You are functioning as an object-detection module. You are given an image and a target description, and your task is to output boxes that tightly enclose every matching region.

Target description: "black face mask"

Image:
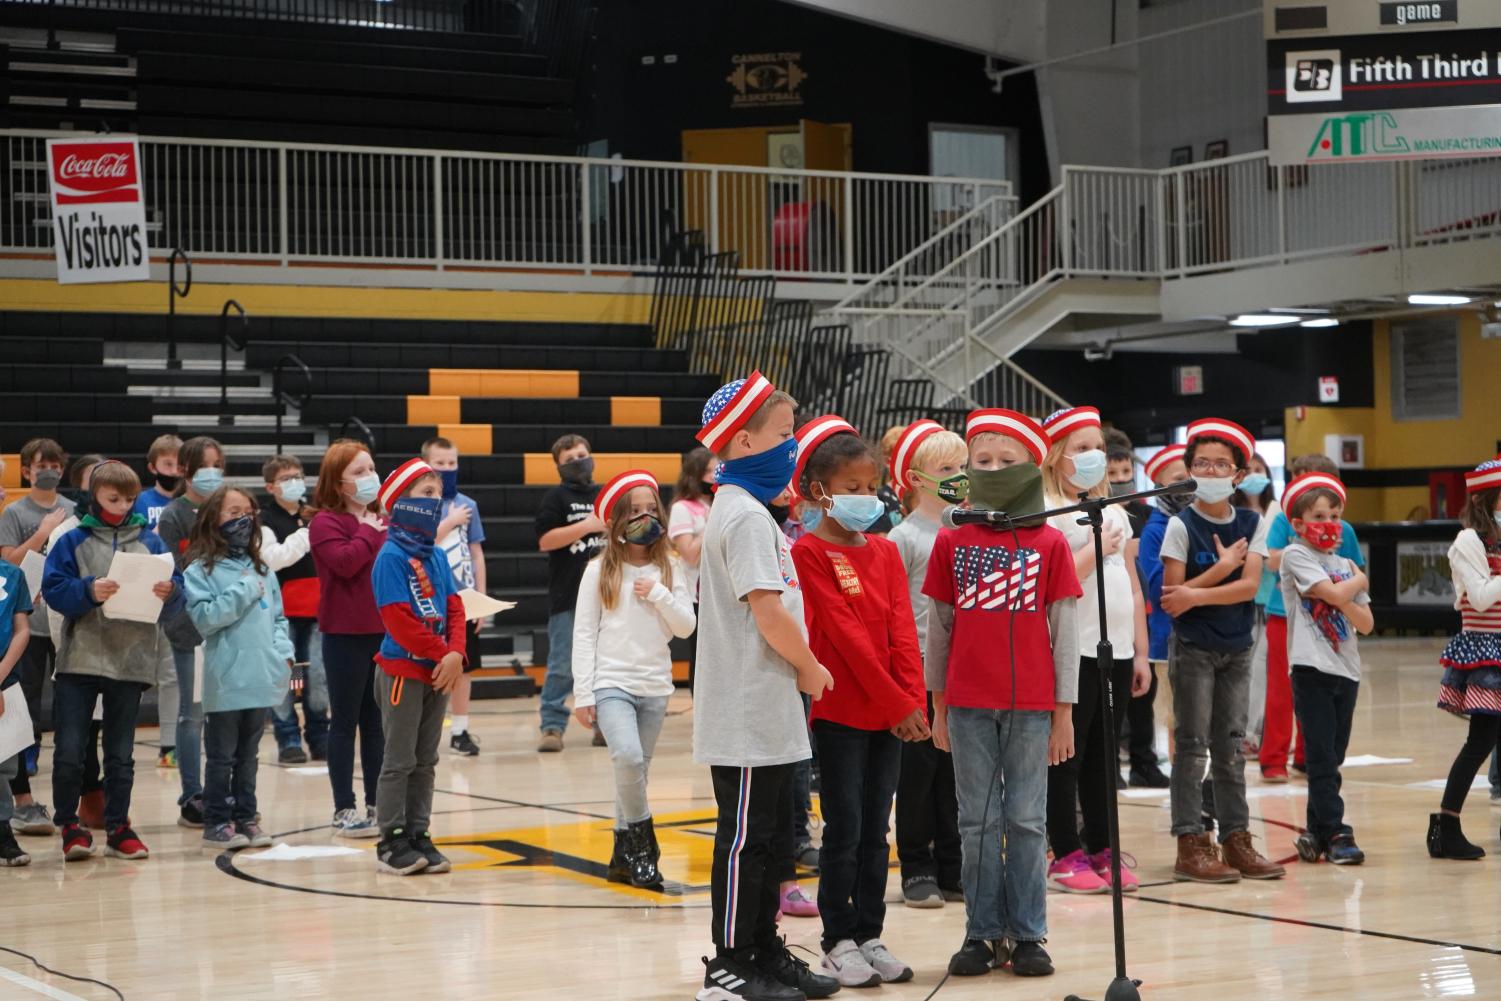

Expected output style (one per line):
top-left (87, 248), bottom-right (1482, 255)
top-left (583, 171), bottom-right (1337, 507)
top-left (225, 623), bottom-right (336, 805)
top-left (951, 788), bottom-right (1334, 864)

top-left (156, 473), bottom-right (181, 492)
top-left (59, 486), bottom-right (88, 507)
top-left (1158, 490), bottom-right (1192, 516)
top-left (559, 456), bottom-right (595, 487)
top-left (767, 502), bottom-right (791, 526)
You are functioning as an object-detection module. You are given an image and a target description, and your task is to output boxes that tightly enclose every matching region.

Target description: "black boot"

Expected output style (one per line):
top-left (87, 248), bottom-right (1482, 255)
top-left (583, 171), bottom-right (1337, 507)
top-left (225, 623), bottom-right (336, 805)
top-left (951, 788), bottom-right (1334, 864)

top-left (625, 818), bottom-right (662, 889)
top-left (606, 829), bottom-right (631, 883)
top-left (1427, 812), bottom-right (1486, 860)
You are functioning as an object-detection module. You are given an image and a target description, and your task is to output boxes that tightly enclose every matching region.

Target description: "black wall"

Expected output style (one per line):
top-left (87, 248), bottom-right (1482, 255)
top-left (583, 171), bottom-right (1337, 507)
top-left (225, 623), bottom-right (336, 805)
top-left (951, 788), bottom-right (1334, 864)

top-left (584, 0), bottom-right (1051, 202)
top-left (1013, 322), bottom-right (1376, 446)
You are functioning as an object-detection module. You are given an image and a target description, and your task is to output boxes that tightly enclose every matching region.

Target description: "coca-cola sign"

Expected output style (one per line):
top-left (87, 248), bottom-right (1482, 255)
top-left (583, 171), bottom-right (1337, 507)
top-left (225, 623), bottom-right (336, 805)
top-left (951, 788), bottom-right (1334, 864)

top-left (46, 136), bottom-right (149, 284)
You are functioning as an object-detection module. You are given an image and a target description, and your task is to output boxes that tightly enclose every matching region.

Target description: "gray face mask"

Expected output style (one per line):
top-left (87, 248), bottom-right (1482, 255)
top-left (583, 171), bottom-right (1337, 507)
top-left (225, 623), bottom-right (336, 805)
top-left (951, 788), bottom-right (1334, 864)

top-left (1109, 480), bottom-right (1135, 498)
top-left (32, 468), bottom-right (62, 491)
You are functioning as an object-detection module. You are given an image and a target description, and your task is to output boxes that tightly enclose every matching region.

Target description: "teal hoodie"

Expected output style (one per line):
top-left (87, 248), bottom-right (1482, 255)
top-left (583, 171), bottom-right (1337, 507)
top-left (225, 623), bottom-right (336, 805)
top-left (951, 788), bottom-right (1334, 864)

top-left (184, 553), bottom-right (294, 713)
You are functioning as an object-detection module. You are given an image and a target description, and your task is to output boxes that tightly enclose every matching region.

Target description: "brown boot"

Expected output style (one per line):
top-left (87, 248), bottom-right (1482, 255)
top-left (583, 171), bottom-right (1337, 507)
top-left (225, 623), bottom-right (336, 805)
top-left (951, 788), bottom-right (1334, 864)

top-left (1222, 831), bottom-right (1286, 879)
top-left (78, 790), bottom-right (106, 830)
top-left (1174, 832), bottom-right (1241, 883)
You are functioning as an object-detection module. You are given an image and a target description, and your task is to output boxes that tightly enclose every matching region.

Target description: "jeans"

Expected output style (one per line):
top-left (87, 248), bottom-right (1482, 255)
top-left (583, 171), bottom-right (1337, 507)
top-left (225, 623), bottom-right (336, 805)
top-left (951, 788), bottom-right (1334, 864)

top-left (947, 706), bottom-right (1050, 944)
top-left (1169, 636), bottom-right (1252, 840)
top-left (812, 720), bottom-right (901, 952)
top-left (539, 610), bottom-right (575, 734)
top-left (1259, 615), bottom-right (1305, 772)
top-left (1290, 667), bottom-right (1358, 841)
top-left (8, 636), bottom-right (51, 798)
top-left (374, 671), bottom-right (447, 836)
top-left (155, 642), bottom-right (178, 749)
top-left (594, 688), bottom-right (670, 827)
top-left (0, 753), bottom-right (15, 824)
top-left (711, 763), bottom-right (793, 954)
top-left (1442, 714), bottom-right (1501, 813)
top-left (203, 708), bottom-right (267, 826)
top-left (51, 674), bottom-right (145, 830)
top-left (172, 645), bottom-right (205, 806)
top-left (271, 618), bottom-right (329, 752)
top-left (1048, 657), bottom-right (1132, 857)
top-left (1247, 607), bottom-right (1268, 742)
top-left (323, 632), bottom-right (385, 813)
top-left (896, 694), bottom-right (961, 886)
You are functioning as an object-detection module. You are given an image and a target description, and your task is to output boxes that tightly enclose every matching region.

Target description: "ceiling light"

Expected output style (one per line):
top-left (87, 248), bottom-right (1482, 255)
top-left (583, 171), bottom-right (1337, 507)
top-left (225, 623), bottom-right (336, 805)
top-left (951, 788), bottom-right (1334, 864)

top-left (1408, 293), bottom-right (1471, 306)
top-left (1230, 314), bottom-right (1299, 327)
top-left (1300, 318), bottom-right (1340, 328)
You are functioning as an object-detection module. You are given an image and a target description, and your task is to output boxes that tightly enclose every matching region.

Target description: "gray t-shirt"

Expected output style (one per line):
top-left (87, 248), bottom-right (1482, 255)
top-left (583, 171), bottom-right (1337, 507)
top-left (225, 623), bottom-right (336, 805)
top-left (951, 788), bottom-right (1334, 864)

top-left (691, 484), bottom-right (811, 768)
top-left (888, 509), bottom-right (940, 650)
top-left (1280, 541), bottom-right (1368, 682)
top-left (0, 495), bottom-right (76, 638)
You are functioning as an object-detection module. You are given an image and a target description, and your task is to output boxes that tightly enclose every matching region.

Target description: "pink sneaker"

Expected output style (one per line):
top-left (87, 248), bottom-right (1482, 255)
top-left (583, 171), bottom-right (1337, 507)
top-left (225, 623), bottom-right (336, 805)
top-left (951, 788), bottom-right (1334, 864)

top-left (1088, 849), bottom-right (1140, 892)
top-left (780, 883), bottom-right (819, 917)
top-left (1047, 850), bottom-right (1109, 894)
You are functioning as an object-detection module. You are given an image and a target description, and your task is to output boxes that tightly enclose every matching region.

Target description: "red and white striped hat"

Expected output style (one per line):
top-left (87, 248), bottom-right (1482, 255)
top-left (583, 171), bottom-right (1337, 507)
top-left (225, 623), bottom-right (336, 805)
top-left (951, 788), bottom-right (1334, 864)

top-left (1465, 458), bottom-right (1501, 494)
top-left (696, 371), bottom-right (777, 452)
top-left (378, 458), bottom-right (434, 513)
top-left (889, 419), bottom-right (944, 488)
top-left (595, 469), bottom-right (660, 522)
top-left (1144, 444), bottom-right (1187, 484)
top-left (794, 414), bottom-right (858, 488)
top-left (1282, 473), bottom-right (1346, 514)
top-left (1041, 406), bottom-right (1101, 442)
top-left (1186, 418), bottom-right (1256, 465)
top-left (964, 409), bottom-right (1050, 465)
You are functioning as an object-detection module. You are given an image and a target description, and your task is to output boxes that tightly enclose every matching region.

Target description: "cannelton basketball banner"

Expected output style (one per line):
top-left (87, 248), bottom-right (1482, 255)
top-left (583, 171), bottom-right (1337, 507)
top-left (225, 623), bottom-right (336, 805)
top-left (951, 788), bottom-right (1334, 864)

top-left (45, 136), bottom-right (150, 284)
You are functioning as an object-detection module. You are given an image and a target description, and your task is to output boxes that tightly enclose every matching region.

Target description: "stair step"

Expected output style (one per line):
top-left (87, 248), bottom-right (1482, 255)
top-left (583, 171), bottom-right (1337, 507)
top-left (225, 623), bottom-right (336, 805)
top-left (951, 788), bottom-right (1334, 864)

top-left (149, 397), bottom-right (282, 416)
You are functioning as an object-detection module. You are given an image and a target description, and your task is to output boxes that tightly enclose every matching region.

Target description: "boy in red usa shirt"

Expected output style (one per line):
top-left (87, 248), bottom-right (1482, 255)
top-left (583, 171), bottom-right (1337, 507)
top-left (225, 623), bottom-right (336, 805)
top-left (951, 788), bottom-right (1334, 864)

top-left (922, 409), bottom-right (1081, 982)
top-left (788, 416), bottom-right (927, 989)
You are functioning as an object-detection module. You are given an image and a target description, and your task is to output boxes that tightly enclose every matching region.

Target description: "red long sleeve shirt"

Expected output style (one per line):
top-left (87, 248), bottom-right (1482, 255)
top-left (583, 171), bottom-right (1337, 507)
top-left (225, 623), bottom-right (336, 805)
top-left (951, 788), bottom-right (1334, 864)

top-left (791, 533), bottom-right (925, 731)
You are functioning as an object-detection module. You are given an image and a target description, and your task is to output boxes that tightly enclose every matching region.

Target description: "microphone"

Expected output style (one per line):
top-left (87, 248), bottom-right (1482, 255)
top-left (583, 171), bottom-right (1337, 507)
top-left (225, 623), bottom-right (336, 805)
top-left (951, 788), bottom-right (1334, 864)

top-left (942, 506), bottom-right (1015, 528)
top-left (1169, 478), bottom-right (1198, 495)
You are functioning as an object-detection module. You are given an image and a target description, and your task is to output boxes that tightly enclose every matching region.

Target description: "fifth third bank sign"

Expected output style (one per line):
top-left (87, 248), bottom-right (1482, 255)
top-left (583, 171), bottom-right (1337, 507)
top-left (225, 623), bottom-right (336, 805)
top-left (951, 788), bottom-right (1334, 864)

top-left (46, 137), bottom-right (150, 284)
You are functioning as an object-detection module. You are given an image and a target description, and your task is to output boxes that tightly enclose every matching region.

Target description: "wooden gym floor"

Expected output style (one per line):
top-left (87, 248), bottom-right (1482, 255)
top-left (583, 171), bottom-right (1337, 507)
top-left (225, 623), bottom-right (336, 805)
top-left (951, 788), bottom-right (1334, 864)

top-left (2, 636), bottom-right (1498, 1001)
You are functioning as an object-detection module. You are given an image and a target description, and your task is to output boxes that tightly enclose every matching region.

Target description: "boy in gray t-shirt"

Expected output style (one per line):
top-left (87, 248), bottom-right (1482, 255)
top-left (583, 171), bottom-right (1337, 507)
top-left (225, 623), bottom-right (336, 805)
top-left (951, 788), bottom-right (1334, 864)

top-left (690, 373), bottom-right (835, 1001)
top-left (1278, 473), bottom-right (1373, 866)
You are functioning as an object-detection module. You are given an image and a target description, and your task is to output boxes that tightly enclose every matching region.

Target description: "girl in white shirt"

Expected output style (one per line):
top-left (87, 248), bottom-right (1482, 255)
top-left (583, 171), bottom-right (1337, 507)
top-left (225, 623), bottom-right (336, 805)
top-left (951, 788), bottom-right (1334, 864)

top-left (572, 470), bottom-right (696, 889)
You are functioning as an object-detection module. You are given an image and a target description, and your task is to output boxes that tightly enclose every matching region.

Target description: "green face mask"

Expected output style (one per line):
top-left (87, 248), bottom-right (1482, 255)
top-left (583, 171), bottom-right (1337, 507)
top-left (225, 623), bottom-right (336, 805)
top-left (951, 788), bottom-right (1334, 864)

top-left (913, 469), bottom-right (970, 504)
top-left (966, 464), bottom-right (1045, 523)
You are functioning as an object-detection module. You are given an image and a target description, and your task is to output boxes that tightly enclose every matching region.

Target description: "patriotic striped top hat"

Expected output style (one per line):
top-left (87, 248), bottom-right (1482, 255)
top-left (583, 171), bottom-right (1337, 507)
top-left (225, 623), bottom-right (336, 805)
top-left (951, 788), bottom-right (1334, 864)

top-left (1282, 473), bottom-right (1347, 514)
top-left (794, 414), bottom-right (858, 488)
top-left (378, 458), bottom-right (434, 513)
top-left (1041, 406), bottom-right (1101, 442)
top-left (595, 469), bottom-right (660, 522)
top-left (1466, 458), bottom-right (1501, 494)
top-left (1186, 418), bottom-right (1256, 465)
top-left (697, 370), bottom-right (777, 452)
top-left (964, 408), bottom-right (1050, 465)
top-left (889, 419), bottom-right (944, 488)
top-left (1144, 444), bottom-right (1186, 484)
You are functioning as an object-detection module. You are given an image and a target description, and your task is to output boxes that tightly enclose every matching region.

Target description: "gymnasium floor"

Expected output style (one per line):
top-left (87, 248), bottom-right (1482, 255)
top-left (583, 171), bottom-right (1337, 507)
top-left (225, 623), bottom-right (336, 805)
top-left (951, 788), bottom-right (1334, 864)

top-left (3, 636), bottom-right (1498, 1001)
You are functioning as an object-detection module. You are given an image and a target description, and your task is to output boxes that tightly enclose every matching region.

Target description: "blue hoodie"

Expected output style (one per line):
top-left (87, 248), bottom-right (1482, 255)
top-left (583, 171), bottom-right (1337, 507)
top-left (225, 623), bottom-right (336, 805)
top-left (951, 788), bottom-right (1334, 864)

top-left (185, 553), bottom-right (294, 713)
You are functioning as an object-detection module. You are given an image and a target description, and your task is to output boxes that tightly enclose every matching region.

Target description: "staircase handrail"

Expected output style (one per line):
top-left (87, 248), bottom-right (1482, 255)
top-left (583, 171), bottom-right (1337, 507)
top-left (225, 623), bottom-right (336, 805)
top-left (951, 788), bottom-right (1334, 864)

top-left (271, 353), bottom-right (312, 457)
top-left (217, 298), bottom-right (247, 425)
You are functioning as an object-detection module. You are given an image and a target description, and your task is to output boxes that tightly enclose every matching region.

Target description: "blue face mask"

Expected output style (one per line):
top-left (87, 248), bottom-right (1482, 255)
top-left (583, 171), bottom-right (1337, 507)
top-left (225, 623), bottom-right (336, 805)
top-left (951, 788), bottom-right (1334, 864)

top-left (715, 439), bottom-right (798, 505)
top-left (221, 515), bottom-right (255, 554)
top-left (1067, 449), bottom-right (1108, 490)
top-left (191, 468), bottom-right (224, 495)
top-left (387, 496), bottom-right (442, 556)
top-left (278, 478), bottom-right (306, 504)
top-left (800, 505), bottom-right (823, 532)
top-left (351, 472), bottom-right (381, 506)
top-left (1239, 473), bottom-right (1271, 497)
top-left (825, 494), bottom-right (886, 533)
top-left (438, 468), bottom-right (459, 501)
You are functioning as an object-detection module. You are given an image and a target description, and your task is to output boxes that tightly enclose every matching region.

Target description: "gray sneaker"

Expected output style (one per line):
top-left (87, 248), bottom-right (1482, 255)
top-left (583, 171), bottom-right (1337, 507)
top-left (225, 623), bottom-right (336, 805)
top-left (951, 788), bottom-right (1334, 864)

top-left (10, 802), bottom-right (55, 836)
top-left (820, 939), bottom-right (881, 988)
top-left (333, 808), bottom-right (380, 839)
top-left (902, 874), bottom-right (944, 908)
top-left (859, 939), bottom-right (914, 983)
top-left (236, 821), bottom-right (273, 848)
top-left (202, 822), bottom-right (250, 851)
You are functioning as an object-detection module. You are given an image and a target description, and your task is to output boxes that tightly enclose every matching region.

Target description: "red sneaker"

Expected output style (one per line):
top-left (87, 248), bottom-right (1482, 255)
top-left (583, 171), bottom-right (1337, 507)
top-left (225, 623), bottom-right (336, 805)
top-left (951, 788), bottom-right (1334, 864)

top-left (105, 826), bottom-right (150, 860)
top-left (61, 824), bottom-right (95, 862)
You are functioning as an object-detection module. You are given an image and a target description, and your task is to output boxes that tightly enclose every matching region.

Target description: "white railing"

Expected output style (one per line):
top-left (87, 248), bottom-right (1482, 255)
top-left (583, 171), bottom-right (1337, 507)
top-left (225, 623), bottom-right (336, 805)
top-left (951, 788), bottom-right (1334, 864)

top-left (0, 129), bottom-right (1009, 282)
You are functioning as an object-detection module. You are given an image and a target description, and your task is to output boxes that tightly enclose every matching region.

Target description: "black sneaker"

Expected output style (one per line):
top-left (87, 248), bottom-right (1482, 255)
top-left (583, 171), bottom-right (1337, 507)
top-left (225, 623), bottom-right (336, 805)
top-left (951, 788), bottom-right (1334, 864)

top-left (697, 952), bottom-right (804, 1001)
top-left (1129, 762), bottom-right (1171, 788)
top-left (279, 744), bottom-right (309, 765)
top-left (309, 742), bottom-right (328, 762)
top-left (901, 874), bottom-right (944, 908)
top-left (376, 829), bottom-right (429, 876)
top-left (0, 827), bottom-right (31, 867)
top-left (177, 796), bottom-right (205, 829)
top-left (412, 832), bottom-right (451, 873)
top-left (757, 938), bottom-right (840, 999)
top-left (1326, 833), bottom-right (1365, 865)
top-left (1294, 831), bottom-right (1324, 863)
top-left (449, 731), bottom-right (480, 757)
top-left (1010, 940), bottom-right (1054, 977)
top-left (948, 938), bottom-right (997, 976)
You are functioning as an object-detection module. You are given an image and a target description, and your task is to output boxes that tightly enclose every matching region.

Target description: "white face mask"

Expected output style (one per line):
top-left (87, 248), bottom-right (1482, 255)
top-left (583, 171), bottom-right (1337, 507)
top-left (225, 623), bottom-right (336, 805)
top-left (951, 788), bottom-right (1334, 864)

top-left (1194, 476), bottom-right (1236, 503)
top-left (1067, 449), bottom-right (1108, 490)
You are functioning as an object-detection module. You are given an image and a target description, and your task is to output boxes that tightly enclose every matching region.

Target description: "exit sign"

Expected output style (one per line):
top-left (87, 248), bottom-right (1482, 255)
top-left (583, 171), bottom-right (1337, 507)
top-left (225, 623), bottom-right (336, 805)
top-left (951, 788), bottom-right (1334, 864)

top-left (1175, 365), bottom-right (1204, 396)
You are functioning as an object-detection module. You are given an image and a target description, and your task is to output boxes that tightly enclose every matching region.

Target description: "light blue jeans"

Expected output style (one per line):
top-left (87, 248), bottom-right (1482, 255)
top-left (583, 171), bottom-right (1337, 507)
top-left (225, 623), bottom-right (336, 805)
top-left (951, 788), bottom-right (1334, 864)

top-left (539, 610), bottom-right (575, 734)
top-left (172, 645), bottom-right (204, 805)
top-left (594, 687), bottom-right (670, 827)
top-left (947, 706), bottom-right (1051, 944)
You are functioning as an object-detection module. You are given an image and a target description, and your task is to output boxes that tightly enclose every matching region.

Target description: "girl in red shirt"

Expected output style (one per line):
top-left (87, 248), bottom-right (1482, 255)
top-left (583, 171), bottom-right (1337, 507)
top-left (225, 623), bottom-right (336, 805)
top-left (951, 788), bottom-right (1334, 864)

top-left (788, 416), bottom-right (928, 989)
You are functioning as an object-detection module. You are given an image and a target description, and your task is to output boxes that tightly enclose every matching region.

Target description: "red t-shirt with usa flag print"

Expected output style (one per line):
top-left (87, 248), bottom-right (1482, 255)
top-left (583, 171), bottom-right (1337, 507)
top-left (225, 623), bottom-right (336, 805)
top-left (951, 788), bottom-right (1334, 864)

top-left (921, 523), bottom-right (1081, 711)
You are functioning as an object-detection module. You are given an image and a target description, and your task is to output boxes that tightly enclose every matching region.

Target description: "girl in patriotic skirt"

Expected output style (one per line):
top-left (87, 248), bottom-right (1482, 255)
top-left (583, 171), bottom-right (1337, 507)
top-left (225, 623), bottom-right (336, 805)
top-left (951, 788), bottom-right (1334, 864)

top-left (1429, 458), bottom-right (1501, 860)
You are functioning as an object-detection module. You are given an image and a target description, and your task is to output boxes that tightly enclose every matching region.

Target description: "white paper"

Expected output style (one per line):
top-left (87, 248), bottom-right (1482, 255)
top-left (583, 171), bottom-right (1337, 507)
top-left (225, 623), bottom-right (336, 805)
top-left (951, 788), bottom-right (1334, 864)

top-left (1119, 787), bottom-right (1170, 799)
top-left (1342, 755), bottom-right (1413, 768)
top-left (287, 766), bottom-right (329, 776)
top-left (100, 551), bottom-right (174, 623)
top-left (459, 588), bottom-right (516, 621)
top-left (236, 844), bottom-right (363, 862)
top-left (0, 687), bottom-right (34, 762)
top-left (19, 550), bottom-right (44, 603)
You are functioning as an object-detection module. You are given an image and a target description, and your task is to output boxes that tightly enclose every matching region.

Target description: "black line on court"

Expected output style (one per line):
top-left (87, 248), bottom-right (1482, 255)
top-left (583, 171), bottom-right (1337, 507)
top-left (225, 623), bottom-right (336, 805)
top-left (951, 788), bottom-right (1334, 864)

top-left (0, 943), bottom-right (127, 1000)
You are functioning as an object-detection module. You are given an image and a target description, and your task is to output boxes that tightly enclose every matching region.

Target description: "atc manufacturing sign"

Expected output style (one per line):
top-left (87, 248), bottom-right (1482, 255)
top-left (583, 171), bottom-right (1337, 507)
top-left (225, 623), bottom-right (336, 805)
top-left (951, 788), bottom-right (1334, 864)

top-left (45, 137), bottom-right (149, 284)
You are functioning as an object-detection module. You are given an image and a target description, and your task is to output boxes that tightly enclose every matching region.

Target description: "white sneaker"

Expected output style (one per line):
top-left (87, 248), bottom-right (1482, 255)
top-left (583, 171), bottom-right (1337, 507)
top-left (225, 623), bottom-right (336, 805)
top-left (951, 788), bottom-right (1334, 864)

top-left (859, 939), bottom-right (913, 983)
top-left (820, 939), bottom-right (881, 988)
top-left (333, 808), bottom-right (380, 839)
